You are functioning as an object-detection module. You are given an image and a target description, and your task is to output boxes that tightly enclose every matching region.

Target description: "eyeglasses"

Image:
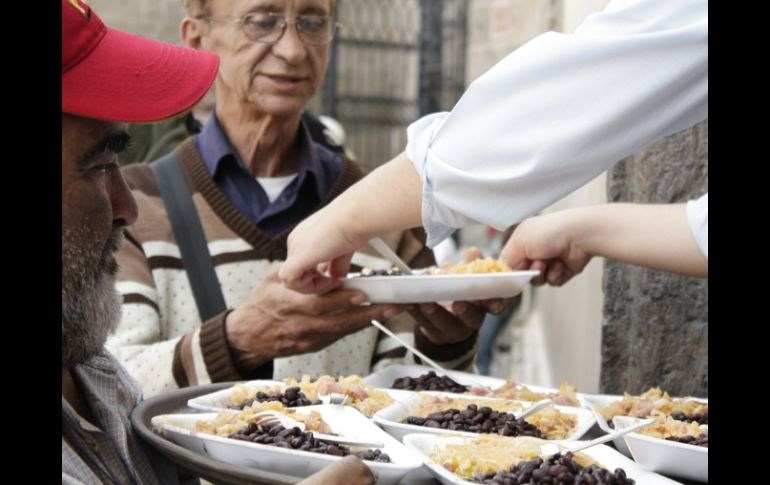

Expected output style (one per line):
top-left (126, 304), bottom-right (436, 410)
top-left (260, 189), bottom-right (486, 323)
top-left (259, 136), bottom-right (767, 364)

top-left (198, 12), bottom-right (339, 46)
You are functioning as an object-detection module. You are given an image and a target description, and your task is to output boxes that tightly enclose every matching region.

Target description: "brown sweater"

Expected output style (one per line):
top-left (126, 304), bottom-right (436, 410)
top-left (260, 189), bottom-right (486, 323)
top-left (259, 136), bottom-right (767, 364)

top-left (107, 138), bottom-right (478, 397)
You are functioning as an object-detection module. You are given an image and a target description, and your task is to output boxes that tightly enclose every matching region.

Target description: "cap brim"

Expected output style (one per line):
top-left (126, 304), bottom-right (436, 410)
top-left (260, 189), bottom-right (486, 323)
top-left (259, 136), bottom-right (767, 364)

top-left (62, 29), bottom-right (218, 123)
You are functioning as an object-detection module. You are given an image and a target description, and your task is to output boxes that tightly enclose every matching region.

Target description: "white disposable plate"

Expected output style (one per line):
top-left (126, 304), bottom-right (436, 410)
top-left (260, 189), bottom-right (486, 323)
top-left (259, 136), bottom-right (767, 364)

top-left (187, 379), bottom-right (284, 412)
top-left (373, 393), bottom-right (594, 441)
top-left (152, 405), bottom-right (422, 485)
top-left (582, 393), bottom-right (708, 457)
top-left (187, 379), bottom-right (411, 413)
top-left (341, 270), bottom-right (539, 304)
top-left (363, 364), bottom-right (505, 390)
top-left (363, 364), bottom-right (587, 406)
top-left (402, 433), bottom-right (682, 485)
top-left (614, 416), bottom-right (707, 482)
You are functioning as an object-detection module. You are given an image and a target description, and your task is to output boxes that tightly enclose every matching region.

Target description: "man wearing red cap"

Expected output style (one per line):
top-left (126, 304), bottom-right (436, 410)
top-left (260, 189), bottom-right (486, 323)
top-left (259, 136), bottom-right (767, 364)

top-left (61, 2), bottom-right (378, 483)
top-left (61, 0), bottom-right (218, 482)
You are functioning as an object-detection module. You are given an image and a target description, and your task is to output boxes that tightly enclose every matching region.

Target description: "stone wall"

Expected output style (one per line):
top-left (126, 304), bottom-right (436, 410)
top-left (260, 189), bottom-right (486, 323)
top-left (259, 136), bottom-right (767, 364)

top-left (601, 121), bottom-right (709, 396)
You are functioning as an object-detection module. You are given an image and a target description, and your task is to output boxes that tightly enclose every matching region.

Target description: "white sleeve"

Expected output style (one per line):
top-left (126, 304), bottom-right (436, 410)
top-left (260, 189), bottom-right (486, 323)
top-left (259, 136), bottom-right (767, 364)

top-left (686, 193), bottom-right (708, 258)
top-left (407, 0), bottom-right (708, 247)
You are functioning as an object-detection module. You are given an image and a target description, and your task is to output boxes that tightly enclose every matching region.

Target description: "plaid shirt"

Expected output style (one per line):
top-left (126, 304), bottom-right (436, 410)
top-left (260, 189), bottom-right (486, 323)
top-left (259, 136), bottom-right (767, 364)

top-left (62, 351), bottom-right (179, 484)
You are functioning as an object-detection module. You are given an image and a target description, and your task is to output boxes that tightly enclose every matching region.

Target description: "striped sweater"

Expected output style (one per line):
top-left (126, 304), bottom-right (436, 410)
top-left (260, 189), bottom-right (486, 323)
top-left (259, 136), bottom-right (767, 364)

top-left (107, 139), bottom-right (478, 397)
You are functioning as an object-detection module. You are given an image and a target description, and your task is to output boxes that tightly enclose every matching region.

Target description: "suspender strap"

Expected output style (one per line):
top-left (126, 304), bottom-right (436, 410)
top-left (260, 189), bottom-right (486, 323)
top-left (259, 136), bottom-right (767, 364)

top-left (150, 152), bottom-right (227, 321)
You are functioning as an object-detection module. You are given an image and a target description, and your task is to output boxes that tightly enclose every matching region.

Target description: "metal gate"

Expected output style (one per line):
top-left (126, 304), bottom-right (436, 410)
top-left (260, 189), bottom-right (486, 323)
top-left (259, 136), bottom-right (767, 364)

top-left (311, 0), bottom-right (468, 169)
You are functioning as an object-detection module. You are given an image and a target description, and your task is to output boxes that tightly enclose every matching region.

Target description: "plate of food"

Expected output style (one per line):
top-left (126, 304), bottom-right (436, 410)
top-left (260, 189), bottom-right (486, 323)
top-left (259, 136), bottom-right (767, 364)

top-left (402, 433), bottom-right (682, 485)
top-left (583, 387), bottom-right (708, 456)
top-left (341, 258), bottom-right (539, 304)
top-left (613, 415), bottom-right (707, 482)
top-left (363, 364), bottom-right (584, 407)
top-left (152, 404), bottom-right (422, 485)
top-left (187, 375), bottom-right (411, 418)
top-left (373, 392), bottom-right (594, 442)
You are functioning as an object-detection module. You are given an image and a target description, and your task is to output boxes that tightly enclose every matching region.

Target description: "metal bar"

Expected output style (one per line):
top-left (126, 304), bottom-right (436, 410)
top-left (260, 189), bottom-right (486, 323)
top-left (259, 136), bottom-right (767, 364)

top-left (336, 38), bottom-right (418, 51)
top-left (320, 0), bottom-right (341, 117)
top-left (419, 0), bottom-right (443, 116)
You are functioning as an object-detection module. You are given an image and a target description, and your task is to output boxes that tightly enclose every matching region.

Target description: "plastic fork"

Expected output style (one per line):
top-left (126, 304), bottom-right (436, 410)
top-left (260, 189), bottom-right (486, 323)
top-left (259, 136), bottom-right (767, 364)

top-left (540, 417), bottom-right (656, 458)
top-left (369, 319), bottom-right (494, 390)
top-left (513, 399), bottom-right (554, 421)
top-left (369, 237), bottom-right (413, 275)
top-left (318, 392), bottom-right (349, 405)
top-left (249, 410), bottom-right (385, 449)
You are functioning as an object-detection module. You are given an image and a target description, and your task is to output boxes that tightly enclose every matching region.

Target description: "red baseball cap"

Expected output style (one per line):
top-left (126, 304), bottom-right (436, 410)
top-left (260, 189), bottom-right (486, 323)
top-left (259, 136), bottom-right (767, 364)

top-left (62, 0), bottom-right (219, 123)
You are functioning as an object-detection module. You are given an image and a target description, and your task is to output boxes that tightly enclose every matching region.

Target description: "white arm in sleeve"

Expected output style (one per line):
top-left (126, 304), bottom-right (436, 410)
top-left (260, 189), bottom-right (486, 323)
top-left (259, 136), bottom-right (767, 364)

top-left (407, 0), bottom-right (708, 247)
top-left (686, 193), bottom-right (708, 258)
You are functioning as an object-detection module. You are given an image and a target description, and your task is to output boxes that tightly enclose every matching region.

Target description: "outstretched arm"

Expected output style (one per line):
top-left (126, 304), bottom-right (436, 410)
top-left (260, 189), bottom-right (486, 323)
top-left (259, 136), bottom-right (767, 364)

top-left (280, 152), bottom-right (423, 292)
top-left (500, 201), bottom-right (708, 286)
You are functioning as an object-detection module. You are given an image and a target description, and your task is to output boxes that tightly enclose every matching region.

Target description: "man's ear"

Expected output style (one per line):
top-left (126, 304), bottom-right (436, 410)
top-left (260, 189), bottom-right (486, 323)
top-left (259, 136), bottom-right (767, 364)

top-left (181, 17), bottom-right (207, 50)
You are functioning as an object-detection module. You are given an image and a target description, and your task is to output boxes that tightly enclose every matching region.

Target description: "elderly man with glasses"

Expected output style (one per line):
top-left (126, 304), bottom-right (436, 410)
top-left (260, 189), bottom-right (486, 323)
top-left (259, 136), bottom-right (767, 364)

top-left (107, 0), bottom-right (488, 397)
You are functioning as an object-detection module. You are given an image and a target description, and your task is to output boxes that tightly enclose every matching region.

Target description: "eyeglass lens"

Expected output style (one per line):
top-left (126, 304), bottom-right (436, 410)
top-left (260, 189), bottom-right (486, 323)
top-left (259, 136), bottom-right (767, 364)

top-left (242, 13), bottom-right (335, 45)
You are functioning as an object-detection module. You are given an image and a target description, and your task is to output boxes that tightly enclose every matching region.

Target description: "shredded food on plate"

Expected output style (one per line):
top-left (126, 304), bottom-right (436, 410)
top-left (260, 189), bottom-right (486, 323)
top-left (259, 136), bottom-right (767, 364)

top-left (194, 404), bottom-right (330, 437)
top-left (410, 394), bottom-right (578, 440)
top-left (600, 387), bottom-right (708, 421)
top-left (228, 375), bottom-right (394, 418)
top-left (431, 435), bottom-right (596, 479)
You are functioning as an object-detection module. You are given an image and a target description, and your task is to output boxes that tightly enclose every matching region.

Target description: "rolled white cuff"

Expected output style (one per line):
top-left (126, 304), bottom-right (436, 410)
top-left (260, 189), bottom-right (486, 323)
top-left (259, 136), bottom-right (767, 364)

top-left (407, 112), bottom-right (463, 248)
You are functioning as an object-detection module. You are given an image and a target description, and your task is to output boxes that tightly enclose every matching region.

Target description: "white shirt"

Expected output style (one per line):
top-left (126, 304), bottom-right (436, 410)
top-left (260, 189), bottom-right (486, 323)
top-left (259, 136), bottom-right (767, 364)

top-left (687, 193), bottom-right (708, 258)
top-left (406, 0), bottom-right (708, 248)
top-left (257, 174), bottom-right (298, 203)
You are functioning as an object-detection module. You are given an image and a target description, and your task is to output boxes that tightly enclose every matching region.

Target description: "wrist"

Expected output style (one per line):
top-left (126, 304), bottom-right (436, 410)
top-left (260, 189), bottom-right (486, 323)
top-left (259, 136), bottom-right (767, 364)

top-left (563, 207), bottom-right (598, 257)
top-left (224, 309), bottom-right (270, 369)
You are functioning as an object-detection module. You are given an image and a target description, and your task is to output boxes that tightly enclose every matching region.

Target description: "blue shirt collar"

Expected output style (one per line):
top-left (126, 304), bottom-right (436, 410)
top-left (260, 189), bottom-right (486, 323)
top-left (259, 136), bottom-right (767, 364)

top-left (196, 111), bottom-right (327, 200)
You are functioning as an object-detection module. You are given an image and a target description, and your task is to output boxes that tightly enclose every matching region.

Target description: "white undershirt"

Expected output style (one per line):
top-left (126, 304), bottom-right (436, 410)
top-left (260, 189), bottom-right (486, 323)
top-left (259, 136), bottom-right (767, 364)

top-left (256, 174), bottom-right (298, 203)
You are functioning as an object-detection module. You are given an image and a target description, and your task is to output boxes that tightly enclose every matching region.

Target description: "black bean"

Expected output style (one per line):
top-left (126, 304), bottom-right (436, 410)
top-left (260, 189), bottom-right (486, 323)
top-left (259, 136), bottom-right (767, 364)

top-left (391, 371), bottom-right (469, 393)
top-left (230, 388), bottom-right (321, 409)
top-left (665, 433), bottom-right (708, 447)
top-left (471, 452), bottom-right (635, 485)
top-left (360, 267), bottom-right (402, 277)
top-left (227, 423), bottom-right (390, 462)
top-left (670, 411), bottom-right (708, 425)
top-left (403, 404), bottom-right (543, 438)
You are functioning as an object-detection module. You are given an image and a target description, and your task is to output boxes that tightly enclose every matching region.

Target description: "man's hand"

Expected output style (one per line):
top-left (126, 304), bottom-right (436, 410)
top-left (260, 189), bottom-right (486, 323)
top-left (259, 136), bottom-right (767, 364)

top-left (409, 246), bottom-right (504, 345)
top-left (408, 301), bottom-right (485, 345)
top-left (225, 267), bottom-right (401, 368)
top-left (297, 456), bottom-right (376, 485)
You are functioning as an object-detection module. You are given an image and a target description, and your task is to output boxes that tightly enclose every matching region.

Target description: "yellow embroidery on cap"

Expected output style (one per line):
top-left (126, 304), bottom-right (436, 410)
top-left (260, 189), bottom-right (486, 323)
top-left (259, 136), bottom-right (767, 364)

top-left (69, 0), bottom-right (90, 18)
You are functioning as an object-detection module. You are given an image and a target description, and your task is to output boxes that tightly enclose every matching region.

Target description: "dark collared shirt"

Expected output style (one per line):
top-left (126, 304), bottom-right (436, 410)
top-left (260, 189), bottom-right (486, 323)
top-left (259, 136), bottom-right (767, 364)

top-left (195, 114), bottom-right (343, 236)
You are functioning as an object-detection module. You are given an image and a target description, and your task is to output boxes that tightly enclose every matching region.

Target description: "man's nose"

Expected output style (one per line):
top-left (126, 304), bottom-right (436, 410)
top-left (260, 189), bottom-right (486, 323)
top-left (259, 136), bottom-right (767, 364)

top-left (271, 21), bottom-right (307, 63)
top-left (109, 170), bottom-right (138, 227)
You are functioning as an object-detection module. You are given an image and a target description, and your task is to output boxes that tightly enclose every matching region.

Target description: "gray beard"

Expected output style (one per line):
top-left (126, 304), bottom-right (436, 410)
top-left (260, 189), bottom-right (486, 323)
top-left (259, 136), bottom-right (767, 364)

top-left (62, 226), bottom-right (124, 368)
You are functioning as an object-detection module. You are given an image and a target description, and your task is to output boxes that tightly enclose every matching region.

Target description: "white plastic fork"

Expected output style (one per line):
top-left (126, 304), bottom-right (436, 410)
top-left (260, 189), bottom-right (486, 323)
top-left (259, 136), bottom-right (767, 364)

top-left (513, 399), bottom-right (554, 421)
top-left (369, 237), bottom-right (413, 275)
top-left (318, 392), bottom-right (349, 405)
top-left (540, 417), bottom-right (656, 458)
top-left (369, 319), bottom-right (495, 390)
top-left (249, 410), bottom-right (385, 449)
top-left (370, 319), bottom-right (447, 372)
